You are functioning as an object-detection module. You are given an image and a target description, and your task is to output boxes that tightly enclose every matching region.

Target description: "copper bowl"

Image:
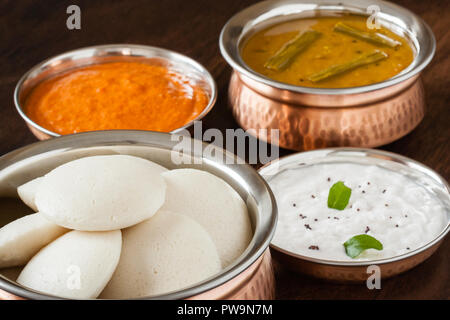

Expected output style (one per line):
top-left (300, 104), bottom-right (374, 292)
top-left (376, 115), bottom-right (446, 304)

top-left (220, 0), bottom-right (436, 151)
top-left (0, 131), bottom-right (277, 299)
top-left (14, 44), bottom-right (217, 140)
top-left (259, 148), bottom-right (450, 282)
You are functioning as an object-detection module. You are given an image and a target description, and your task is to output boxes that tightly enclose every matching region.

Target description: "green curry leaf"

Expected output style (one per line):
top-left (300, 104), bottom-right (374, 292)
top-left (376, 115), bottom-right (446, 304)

top-left (327, 181), bottom-right (352, 210)
top-left (344, 234), bottom-right (383, 258)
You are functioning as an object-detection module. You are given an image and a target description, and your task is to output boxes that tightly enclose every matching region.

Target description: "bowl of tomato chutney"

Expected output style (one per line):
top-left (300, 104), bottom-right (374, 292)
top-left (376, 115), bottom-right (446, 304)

top-left (14, 44), bottom-right (217, 139)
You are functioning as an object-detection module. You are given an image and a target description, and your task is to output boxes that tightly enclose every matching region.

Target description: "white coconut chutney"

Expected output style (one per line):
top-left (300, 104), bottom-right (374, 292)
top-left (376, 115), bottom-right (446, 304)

top-left (266, 162), bottom-right (448, 261)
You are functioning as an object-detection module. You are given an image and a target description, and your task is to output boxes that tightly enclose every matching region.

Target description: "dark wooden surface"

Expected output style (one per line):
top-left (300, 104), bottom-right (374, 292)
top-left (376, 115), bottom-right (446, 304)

top-left (0, 0), bottom-right (448, 299)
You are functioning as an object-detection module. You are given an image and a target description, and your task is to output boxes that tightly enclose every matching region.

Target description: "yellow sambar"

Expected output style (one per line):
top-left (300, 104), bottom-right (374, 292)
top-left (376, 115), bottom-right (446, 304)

top-left (241, 15), bottom-right (414, 88)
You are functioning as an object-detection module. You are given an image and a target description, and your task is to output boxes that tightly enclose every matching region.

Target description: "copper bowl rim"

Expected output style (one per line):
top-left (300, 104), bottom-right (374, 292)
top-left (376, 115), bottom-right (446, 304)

top-left (13, 44), bottom-right (218, 138)
top-left (219, 0), bottom-right (436, 96)
top-left (0, 130), bottom-right (277, 299)
top-left (258, 147), bottom-right (450, 267)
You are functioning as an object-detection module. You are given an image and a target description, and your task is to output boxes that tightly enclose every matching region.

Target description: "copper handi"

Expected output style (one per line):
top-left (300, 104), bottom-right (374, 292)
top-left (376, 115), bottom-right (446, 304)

top-left (0, 131), bottom-right (277, 299)
top-left (258, 148), bottom-right (450, 283)
top-left (220, 0), bottom-right (436, 151)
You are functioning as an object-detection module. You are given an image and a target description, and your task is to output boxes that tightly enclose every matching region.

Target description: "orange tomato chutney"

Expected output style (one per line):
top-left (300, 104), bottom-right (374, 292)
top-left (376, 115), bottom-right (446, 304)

top-left (24, 61), bottom-right (209, 134)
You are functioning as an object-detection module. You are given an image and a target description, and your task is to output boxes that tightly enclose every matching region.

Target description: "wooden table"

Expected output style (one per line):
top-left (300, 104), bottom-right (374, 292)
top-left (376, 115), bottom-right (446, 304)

top-left (0, 0), bottom-right (448, 299)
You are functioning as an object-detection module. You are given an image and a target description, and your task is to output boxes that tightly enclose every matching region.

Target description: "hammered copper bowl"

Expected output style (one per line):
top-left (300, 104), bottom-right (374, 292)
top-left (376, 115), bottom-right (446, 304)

top-left (259, 148), bottom-right (450, 282)
top-left (0, 131), bottom-right (277, 300)
top-left (220, 0), bottom-right (436, 151)
top-left (14, 44), bottom-right (217, 140)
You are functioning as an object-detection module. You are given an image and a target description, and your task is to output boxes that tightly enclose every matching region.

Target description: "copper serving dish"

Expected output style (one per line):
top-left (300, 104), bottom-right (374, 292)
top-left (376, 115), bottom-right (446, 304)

top-left (220, 0), bottom-right (436, 151)
top-left (259, 148), bottom-right (450, 282)
top-left (0, 131), bottom-right (277, 299)
top-left (14, 44), bottom-right (217, 140)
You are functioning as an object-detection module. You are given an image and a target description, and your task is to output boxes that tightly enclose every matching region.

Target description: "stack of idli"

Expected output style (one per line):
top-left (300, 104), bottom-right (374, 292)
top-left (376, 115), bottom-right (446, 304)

top-left (0, 154), bottom-right (252, 299)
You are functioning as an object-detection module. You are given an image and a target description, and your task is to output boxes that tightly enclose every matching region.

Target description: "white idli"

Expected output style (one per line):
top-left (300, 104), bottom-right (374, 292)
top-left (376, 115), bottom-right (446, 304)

top-left (160, 169), bottom-right (252, 267)
top-left (35, 155), bottom-right (167, 231)
top-left (0, 213), bottom-right (68, 268)
top-left (100, 211), bottom-right (221, 299)
top-left (17, 230), bottom-right (121, 299)
top-left (17, 177), bottom-right (43, 212)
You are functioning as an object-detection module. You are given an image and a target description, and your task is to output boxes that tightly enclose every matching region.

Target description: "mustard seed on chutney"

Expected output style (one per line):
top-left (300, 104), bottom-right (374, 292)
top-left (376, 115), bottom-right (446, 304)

top-left (24, 62), bottom-right (209, 134)
top-left (241, 15), bottom-right (414, 88)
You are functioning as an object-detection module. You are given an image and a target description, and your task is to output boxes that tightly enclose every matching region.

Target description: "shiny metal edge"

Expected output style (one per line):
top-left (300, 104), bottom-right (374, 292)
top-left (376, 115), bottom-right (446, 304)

top-left (14, 44), bottom-right (218, 137)
top-left (219, 0), bottom-right (436, 96)
top-left (258, 147), bottom-right (450, 267)
top-left (0, 130), bottom-right (277, 300)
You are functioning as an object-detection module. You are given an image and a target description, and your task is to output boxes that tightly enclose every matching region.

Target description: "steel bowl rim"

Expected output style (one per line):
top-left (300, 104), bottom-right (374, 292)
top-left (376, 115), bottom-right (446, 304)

top-left (219, 0), bottom-right (436, 96)
top-left (258, 147), bottom-right (450, 267)
top-left (0, 130), bottom-right (277, 300)
top-left (14, 44), bottom-right (218, 138)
